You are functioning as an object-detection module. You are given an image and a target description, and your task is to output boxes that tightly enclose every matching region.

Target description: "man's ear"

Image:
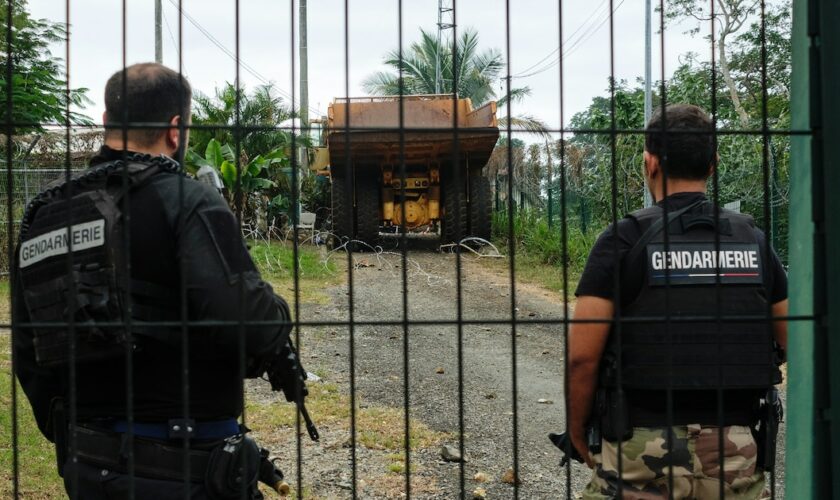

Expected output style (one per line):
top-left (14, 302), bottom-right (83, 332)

top-left (166, 115), bottom-right (181, 150)
top-left (643, 151), bottom-right (660, 179)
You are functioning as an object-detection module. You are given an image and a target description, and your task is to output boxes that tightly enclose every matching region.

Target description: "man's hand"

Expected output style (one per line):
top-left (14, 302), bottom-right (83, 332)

top-left (567, 296), bottom-right (613, 470)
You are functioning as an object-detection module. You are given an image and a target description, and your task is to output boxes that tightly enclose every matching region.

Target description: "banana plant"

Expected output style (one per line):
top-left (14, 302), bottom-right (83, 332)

top-left (185, 138), bottom-right (295, 219)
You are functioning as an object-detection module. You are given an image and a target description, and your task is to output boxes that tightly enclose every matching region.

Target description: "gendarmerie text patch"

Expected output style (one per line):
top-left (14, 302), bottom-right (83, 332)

top-left (646, 242), bottom-right (763, 286)
top-left (19, 219), bottom-right (106, 269)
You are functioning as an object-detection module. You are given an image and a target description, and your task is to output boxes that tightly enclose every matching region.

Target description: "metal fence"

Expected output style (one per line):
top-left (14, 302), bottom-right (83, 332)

top-left (0, 164), bottom-right (85, 275)
top-left (3, 0), bottom-right (837, 498)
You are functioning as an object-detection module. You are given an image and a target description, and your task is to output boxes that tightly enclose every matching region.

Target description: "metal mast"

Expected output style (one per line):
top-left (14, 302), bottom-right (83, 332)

top-left (435, 0), bottom-right (454, 94)
top-left (643, 0), bottom-right (653, 207)
top-left (155, 0), bottom-right (162, 63)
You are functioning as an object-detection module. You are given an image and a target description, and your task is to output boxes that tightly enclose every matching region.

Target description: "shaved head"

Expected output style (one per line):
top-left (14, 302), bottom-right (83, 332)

top-left (103, 63), bottom-right (192, 146)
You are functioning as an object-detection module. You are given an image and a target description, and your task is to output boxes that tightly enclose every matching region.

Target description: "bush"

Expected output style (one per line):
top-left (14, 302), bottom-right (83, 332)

top-left (492, 209), bottom-right (596, 278)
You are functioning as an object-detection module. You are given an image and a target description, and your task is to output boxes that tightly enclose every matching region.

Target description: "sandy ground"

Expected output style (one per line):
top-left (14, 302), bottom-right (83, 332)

top-left (249, 250), bottom-right (786, 499)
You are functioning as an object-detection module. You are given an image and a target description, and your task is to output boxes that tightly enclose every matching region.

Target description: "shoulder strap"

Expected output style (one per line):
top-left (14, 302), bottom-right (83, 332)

top-left (620, 199), bottom-right (707, 285)
top-left (20, 154), bottom-right (181, 238)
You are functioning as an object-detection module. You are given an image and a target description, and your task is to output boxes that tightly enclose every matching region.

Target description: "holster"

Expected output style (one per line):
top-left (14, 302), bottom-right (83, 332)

top-left (205, 434), bottom-right (261, 500)
top-left (598, 388), bottom-right (633, 442)
top-left (754, 388), bottom-right (783, 470)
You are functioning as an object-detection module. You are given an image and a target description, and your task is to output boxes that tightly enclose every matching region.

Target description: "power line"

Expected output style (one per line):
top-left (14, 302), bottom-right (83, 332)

top-left (512, 0), bottom-right (626, 80)
top-left (161, 9), bottom-right (180, 66)
top-left (165, 0), bottom-right (322, 117)
top-left (512, 0), bottom-right (609, 77)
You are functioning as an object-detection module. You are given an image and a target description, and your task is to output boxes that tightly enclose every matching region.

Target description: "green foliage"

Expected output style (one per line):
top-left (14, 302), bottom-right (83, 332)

top-left (0, 285), bottom-right (64, 497)
top-left (187, 83), bottom-right (326, 229)
top-left (363, 28), bottom-right (518, 107)
top-left (492, 209), bottom-right (595, 278)
top-left (564, 0), bottom-right (792, 261)
top-left (190, 82), bottom-right (298, 158)
top-left (0, 0), bottom-right (92, 135)
top-left (363, 27), bottom-right (547, 135)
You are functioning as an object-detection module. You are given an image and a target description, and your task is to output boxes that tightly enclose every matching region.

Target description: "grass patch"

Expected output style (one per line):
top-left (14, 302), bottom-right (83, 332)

top-left (0, 340), bottom-right (65, 497)
top-left (484, 251), bottom-right (583, 297)
top-left (248, 241), bottom-right (344, 305)
top-left (490, 210), bottom-right (597, 296)
top-left (246, 383), bottom-right (447, 452)
top-left (0, 280), bottom-right (9, 323)
top-left (0, 282), bottom-right (65, 497)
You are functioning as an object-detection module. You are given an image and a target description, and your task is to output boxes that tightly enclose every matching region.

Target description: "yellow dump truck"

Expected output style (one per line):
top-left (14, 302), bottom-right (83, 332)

top-left (317, 95), bottom-right (499, 246)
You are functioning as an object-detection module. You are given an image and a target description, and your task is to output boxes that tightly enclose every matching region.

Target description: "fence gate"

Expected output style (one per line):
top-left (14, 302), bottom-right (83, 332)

top-left (2, 0), bottom-right (838, 498)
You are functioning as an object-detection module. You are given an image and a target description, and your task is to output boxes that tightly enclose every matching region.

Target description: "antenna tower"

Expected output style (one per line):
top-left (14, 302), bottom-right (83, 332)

top-left (435, 0), bottom-right (455, 94)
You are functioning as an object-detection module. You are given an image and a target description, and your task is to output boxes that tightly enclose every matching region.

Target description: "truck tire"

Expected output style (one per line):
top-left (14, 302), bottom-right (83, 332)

top-left (443, 170), bottom-right (468, 244)
top-left (331, 170), bottom-right (353, 248)
top-left (469, 173), bottom-right (492, 241)
top-left (354, 173), bottom-right (381, 250)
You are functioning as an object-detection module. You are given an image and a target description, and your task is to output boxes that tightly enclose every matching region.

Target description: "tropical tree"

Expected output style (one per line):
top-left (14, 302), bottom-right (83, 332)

top-left (0, 0), bottom-right (92, 137)
top-left (663, 0), bottom-right (788, 127)
top-left (190, 82), bottom-right (298, 158)
top-left (363, 28), bottom-right (547, 134)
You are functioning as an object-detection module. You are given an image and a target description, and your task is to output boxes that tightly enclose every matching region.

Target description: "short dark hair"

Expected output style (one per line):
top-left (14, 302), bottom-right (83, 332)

top-left (104, 63), bottom-right (192, 145)
top-left (644, 104), bottom-right (715, 180)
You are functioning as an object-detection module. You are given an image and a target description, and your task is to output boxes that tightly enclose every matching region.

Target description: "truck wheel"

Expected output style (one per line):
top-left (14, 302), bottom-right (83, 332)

top-left (355, 173), bottom-right (381, 250)
top-left (331, 169), bottom-right (353, 248)
top-left (443, 170), bottom-right (468, 244)
top-left (469, 173), bottom-right (492, 241)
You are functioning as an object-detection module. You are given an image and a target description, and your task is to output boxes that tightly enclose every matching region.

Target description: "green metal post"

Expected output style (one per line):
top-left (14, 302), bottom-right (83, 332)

top-left (788, 0), bottom-right (840, 497)
top-left (819, 0), bottom-right (840, 496)
top-left (786, 0), bottom-right (817, 495)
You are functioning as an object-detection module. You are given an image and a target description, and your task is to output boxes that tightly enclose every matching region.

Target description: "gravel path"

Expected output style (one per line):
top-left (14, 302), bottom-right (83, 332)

top-left (254, 250), bottom-right (786, 499)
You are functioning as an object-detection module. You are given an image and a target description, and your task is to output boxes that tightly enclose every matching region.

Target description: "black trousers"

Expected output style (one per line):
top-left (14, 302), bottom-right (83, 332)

top-left (62, 459), bottom-right (263, 500)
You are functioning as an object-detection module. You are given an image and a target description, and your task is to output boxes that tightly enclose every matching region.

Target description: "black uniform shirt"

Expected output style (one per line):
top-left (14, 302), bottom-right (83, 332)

top-left (574, 192), bottom-right (788, 425)
top-left (13, 146), bottom-right (292, 438)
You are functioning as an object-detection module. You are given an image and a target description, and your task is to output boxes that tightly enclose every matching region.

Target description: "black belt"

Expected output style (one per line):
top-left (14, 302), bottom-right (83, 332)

top-left (630, 406), bottom-right (755, 427)
top-left (72, 425), bottom-right (216, 482)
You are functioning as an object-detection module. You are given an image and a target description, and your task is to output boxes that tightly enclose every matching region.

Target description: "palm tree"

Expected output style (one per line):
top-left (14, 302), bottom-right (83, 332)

top-left (190, 82), bottom-right (297, 159)
top-left (362, 28), bottom-right (547, 135)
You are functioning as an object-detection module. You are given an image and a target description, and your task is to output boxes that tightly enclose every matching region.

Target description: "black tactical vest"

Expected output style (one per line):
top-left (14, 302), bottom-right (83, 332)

top-left (17, 154), bottom-right (181, 367)
top-left (602, 200), bottom-right (783, 391)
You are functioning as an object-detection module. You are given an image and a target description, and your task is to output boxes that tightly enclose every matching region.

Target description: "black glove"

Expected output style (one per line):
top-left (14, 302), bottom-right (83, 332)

top-left (266, 341), bottom-right (308, 403)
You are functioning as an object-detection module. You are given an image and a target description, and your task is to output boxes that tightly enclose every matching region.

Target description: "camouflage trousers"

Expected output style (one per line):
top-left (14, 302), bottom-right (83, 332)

top-left (581, 425), bottom-right (766, 500)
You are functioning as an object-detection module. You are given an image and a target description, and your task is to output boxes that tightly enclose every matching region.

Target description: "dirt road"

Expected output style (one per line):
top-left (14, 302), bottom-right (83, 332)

top-left (253, 250), bottom-right (786, 499)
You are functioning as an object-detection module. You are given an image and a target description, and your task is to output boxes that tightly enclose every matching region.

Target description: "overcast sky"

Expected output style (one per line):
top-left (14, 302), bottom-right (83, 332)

top-left (29, 0), bottom-right (709, 134)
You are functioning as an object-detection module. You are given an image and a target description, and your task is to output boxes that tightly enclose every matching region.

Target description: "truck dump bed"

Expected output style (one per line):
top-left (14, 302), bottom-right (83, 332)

top-left (326, 95), bottom-right (499, 168)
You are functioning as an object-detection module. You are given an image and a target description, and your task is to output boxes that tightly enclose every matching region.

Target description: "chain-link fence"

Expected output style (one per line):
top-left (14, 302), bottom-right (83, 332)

top-left (0, 162), bottom-right (85, 274)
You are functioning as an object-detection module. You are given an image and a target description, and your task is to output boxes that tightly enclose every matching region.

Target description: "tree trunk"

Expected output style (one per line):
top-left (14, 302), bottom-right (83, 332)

top-left (719, 28), bottom-right (750, 126)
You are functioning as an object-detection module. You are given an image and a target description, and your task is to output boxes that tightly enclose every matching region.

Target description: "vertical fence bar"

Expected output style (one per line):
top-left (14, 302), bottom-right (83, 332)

top-left (503, 2), bottom-right (521, 497)
top-left (4, 0), bottom-right (18, 496)
top-left (557, 0), bottom-right (572, 496)
top-left (786, 0), bottom-right (821, 496)
top-left (341, 2), bottom-right (358, 497)
top-left (288, 1), bottom-right (306, 496)
top-left (448, 3), bottom-right (468, 498)
top-left (816, 0), bottom-right (840, 495)
top-left (396, 3), bottom-right (412, 498)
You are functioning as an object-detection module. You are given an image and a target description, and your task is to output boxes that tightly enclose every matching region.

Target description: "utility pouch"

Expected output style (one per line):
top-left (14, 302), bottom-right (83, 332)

top-left (600, 389), bottom-right (633, 442)
top-left (50, 398), bottom-right (68, 477)
top-left (205, 434), bottom-right (260, 500)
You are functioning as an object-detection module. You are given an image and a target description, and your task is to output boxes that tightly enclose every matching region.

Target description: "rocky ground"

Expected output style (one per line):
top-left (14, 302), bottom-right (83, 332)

top-left (247, 250), bottom-right (786, 499)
